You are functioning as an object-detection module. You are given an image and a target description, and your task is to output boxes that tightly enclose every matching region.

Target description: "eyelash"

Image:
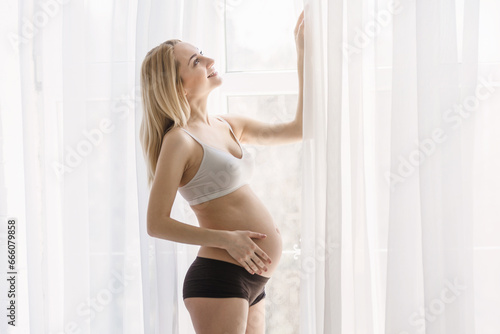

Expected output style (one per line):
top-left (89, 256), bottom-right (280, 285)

top-left (194, 50), bottom-right (203, 65)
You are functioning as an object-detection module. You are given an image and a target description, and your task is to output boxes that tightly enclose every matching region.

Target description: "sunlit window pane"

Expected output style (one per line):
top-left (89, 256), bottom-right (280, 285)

top-left (478, 0), bottom-right (500, 63)
top-left (225, 0), bottom-right (300, 72)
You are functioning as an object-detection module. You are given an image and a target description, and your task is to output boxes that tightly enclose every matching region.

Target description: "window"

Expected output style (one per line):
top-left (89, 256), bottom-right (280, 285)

top-left (222, 1), bottom-right (303, 332)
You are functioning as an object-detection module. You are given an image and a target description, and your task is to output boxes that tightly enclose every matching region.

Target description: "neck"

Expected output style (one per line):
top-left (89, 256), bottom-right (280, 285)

top-left (187, 95), bottom-right (211, 126)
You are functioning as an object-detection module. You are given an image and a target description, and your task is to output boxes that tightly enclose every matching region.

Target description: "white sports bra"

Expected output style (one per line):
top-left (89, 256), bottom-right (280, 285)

top-left (178, 117), bottom-right (255, 205)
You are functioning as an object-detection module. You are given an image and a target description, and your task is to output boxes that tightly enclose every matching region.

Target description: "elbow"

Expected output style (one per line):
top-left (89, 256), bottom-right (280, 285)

top-left (147, 221), bottom-right (156, 237)
top-left (147, 213), bottom-right (172, 237)
top-left (146, 203), bottom-right (174, 237)
top-left (147, 216), bottom-right (160, 237)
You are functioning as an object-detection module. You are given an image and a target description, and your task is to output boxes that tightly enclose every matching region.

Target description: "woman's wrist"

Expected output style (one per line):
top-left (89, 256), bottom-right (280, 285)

top-left (297, 54), bottom-right (304, 70)
top-left (210, 229), bottom-right (232, 249)
top-left (297, 51), bottom-right (304, 61)
top-left (297, 54), bottom-right (304, 81)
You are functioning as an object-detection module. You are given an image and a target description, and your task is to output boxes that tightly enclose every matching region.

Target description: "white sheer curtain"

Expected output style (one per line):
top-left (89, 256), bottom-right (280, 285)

top-left (1, 0), bottom-right (145, 333)
top-left (301, 0), bottom-right (499, 333)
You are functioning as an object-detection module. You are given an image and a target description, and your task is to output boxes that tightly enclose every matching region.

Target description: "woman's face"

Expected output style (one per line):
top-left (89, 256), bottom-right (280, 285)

top-left (173, 42), bottom-right (222, 98)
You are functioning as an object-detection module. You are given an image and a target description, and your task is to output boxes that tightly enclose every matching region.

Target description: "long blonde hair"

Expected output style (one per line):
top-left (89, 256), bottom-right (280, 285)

top-left (139, 39), bottom-right (191, 187)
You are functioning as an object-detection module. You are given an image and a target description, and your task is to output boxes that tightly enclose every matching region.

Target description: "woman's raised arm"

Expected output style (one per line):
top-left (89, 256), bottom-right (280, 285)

top-left (216, 10), bottom-right (305, 146)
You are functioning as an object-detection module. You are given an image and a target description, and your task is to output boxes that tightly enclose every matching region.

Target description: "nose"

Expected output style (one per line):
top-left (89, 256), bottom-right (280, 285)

top-left (205, 57), bottom-right (215, 69)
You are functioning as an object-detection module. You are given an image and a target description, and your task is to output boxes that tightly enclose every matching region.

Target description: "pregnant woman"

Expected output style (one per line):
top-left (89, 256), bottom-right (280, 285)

top-left (140, 11), bottom-right (304, 334)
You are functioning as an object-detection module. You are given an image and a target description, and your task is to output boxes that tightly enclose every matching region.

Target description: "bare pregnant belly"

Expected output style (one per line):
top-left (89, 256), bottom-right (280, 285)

top-left (190, 185), bottom-right (282, 277)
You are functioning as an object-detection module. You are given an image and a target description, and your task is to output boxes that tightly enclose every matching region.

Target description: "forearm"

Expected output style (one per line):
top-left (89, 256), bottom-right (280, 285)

top-left (294, 55), bottom-right (304, 134)
top-left (148, 215), bottom-right (229, 249)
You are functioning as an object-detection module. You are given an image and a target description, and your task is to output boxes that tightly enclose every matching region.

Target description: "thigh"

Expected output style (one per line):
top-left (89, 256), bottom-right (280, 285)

top-left (245, 298), bottom-right (266, 334)
top-left (184, 297), bottom-right (249, 334)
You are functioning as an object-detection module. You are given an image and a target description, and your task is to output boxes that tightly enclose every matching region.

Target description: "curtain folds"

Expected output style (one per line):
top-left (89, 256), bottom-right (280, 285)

top-left (301, 0), bottom-right (498, 333)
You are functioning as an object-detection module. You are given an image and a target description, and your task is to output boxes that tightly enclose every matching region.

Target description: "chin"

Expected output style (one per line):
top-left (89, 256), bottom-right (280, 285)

top-left (212, 78), bottom-right (223, 87)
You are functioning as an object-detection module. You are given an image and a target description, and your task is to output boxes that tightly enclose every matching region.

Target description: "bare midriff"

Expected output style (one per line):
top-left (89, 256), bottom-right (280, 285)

top-left (190, 184), bottom-right (282, 278)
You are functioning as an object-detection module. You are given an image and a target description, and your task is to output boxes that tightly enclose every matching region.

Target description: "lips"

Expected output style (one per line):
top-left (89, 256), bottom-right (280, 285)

top-left (207, 69), bottom-right (218, 78)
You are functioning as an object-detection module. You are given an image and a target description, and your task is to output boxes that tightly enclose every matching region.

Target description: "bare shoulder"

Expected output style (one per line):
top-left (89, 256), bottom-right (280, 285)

top-left (157, 126), bottom-right (195, 174)
top-left (161, 126), bottom-right (192, 148)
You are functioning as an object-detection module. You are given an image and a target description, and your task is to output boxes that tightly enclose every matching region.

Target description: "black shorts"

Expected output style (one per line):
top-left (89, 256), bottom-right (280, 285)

top-left (183, 256), bottom-right (270, 306)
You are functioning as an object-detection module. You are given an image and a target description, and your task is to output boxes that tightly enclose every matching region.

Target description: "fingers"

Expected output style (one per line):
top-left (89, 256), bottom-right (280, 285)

top-left (249, 231), bottom-right (267, 239)
top-left (294, 9), bottom-right (305, 33)
top-left (241, 261), bottom-right (255, 275)
top-left (246, 259), bottom-right (260, 275)
top-left (251, 255), bottom-right (267, 273)
top-left (246, 232), bottom-right (272, 264)
top-left (242, 248), bottom-right (272, 275)
top-left (254, 247), bottom-right (272, 265)
top-left (244, 255), bottom-right (267, 275)
top-left (298, 9), bottom-right (304, 22)
top-left (297, 21), bottom-right (304, 35)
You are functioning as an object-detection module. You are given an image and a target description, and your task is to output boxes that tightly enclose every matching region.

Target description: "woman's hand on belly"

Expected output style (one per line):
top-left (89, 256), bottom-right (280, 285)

top-left (220, 230), bottom-right (272, 275)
